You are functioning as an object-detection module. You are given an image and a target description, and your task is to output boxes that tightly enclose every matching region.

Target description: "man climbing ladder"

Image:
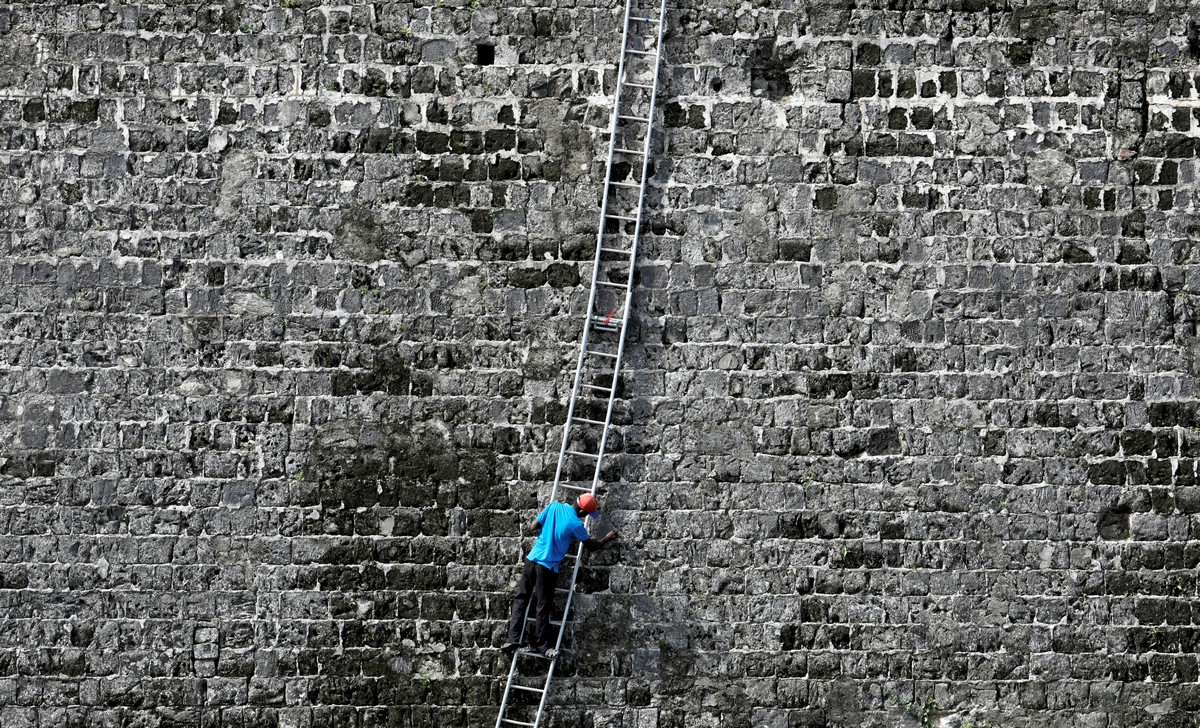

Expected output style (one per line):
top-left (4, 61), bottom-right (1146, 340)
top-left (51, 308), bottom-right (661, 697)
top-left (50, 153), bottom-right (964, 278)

top-left (502, 494), bottom-right (617, 658)
top-left (493, 1), bottom-right (667, 727)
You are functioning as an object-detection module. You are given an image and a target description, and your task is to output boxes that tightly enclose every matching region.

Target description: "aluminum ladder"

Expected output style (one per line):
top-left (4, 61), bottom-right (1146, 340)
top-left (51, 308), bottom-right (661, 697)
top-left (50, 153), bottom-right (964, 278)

top-left (494, 2), bottom-right (666, 726)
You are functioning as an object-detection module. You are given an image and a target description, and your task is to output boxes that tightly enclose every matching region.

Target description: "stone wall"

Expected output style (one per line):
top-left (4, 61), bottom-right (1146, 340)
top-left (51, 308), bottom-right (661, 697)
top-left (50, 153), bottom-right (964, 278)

top-left (3, 0), bottom-right (1200, 726)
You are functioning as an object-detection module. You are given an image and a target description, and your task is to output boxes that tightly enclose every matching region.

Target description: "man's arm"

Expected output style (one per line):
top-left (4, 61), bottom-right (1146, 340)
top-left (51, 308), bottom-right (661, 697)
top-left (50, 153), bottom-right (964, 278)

top-left (528, 505), bottom-right (550, 535)
top-left (582, 530), bottom-right (617, 551)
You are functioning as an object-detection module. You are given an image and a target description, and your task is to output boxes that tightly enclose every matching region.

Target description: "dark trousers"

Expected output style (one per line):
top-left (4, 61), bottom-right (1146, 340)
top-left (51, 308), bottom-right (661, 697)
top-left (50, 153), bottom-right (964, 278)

top-left (507, 559), bottom-right (557, 650)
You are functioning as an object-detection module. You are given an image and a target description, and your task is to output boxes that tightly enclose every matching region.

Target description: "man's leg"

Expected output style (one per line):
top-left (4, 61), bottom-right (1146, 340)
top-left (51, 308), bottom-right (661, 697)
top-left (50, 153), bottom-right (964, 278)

top-left (504, 560), bottom-right (537, 651)
top-left (532, 563), bottom-right (558, 652)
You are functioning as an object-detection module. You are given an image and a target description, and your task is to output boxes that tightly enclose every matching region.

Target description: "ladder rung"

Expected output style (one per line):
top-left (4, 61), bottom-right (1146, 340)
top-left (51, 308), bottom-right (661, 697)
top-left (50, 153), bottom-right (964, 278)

top-left (501, 720), bottom-right (536, 727)
top-left (597, 280), bottom-right (628, 289)
top-left (556, 587), bottom-right (571, 592)
top-left (613, 147), bottom-right (646, 155)
top-left (608, 181), bottom-right (641, 188)
top-left (581, 384), bottom-right (612, 393)
top-left (586, 349), bottom-right (619, 359)
top-left (559, 483), bottom-right (594, 492)
top-left (631, 16), bottom-right (659, 23)
top-left (600, 247), bottom-right (633, 255)
top-left (622, 82), bottom-right (654, 90)
top-left (518, 650), bottom-right (555, 660)
top-left (511, 685), bottom-right (546, 694)
top-left (605, 213), bottom-right (638, 221)
top-left (566, 450), bottom-right (600, 459)
top-left (625, 49), bottom-right (657, 56)
top-left (617, 115), bottom-right (650, 123)
top-left (572, 416), bottom-right (606, 426)
top-left (525, 617), bottom-right (564, 626)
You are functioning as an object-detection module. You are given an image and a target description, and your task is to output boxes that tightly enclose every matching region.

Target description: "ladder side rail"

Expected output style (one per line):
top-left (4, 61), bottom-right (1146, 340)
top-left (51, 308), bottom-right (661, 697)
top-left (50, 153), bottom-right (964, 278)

top-left (630, 3), bottom-right (666, 248)
top-left (494, 602), bottom-right (528, 728)
top-left (532, 544), bottom-right (584, 727)
top-left (530, 648), bottom-right (562, 727)
top-left (552, 542), bottom-right (587, 654)
top-left (548, 0), bottom-right (636, 506)
top-left (495, 584), bottom-right (543, 728)
top-left (589, 9), bottom-right (666, 490)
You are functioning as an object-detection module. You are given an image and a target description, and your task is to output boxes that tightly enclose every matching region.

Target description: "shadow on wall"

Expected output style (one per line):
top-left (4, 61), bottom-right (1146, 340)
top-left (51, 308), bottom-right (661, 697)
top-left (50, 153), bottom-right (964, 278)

top-left (292, 417), bottom-right (509, 713)
top-left (300, 418), bottom-right (504, 536)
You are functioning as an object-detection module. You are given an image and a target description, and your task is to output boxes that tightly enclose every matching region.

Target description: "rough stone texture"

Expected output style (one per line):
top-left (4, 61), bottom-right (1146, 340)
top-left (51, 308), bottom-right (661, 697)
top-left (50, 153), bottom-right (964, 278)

top-left (2, 0), bottom-right (1200, 727)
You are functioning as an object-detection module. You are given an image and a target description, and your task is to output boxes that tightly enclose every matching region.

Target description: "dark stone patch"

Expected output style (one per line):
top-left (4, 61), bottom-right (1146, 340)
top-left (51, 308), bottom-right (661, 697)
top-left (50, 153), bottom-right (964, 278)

top-left (482, 129), bottom-right (516, 152)
top-left (362, 70), bottom-right (390, 97)
top-left (814, 188), bottom-right (838, 210)
top-left (1, 454), bottom-right (57, 478)
top-left (489, 158), bottom-right (520, 180)
top-left (1120, 212), bottom-right (1146, 239)
top-left (22, 100), bottom-right (45, 123)
top-left (856, 43), bottom-right (881, 65)
top-left (779, 239), bottom-right (811, 261)
top-left (911, 108), bottom-right (935, 129)
top-left (866, 134), bottom-right (897, 156)
top-left (71, 100), bottom-right (99, 123)
top-left (809, 373), bottom-right (852, 399)
top-left (546, 263), bottom-right (580, 288)
top-left (508, 267), bottom-right (547, 288)
top-left (940, 71), bottom-right (958, 96)
top-left (469, 209), bottom-right (493, 233)
top-left (330, 347), bottom-right (421, 397)
top-left (779, 512), bottom-right (842, 539)
top-left (867, 429), bottom-right (900, 455)
top-left (851, 71), bottom-right (875, 99)
top-left (665, 102), bottom-right (687, 128)
top-left (304, 420), bottom-right (501, 515)
top-left (1009, 41), bottom-right (1034, 66)
top-left (780, 624), bottom-right (801, 650)
top-left (1062, 245), bottom-right (1094, 263)
top-left (1089, 460), bottom-right (1126, 485)
top-left (253, 344), bottom-right (282, 367)
top-left (216, 103), bottom-right (238, 125)
top-left (1121, 430), bottom-right (1155, 456)
top-left (333, 206), bottom-right (385, 262)
top-left (1012, 7), bottom-right (1057, 41)
top-left (1097, 506), bottom-right (1130, 540)
top-left (748, 38), bottom-right (798, 101)
top-left (1147, 460), bottom-right (1173, 486)
top-left (309, 106), bottom-right (331, 127)
top-left (416, 131), bottom-right (449, 154)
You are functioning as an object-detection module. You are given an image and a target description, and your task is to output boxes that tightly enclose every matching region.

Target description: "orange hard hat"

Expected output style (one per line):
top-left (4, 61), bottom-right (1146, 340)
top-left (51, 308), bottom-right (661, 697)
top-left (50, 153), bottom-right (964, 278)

top-left (577, 493), bottom-right (599, 514)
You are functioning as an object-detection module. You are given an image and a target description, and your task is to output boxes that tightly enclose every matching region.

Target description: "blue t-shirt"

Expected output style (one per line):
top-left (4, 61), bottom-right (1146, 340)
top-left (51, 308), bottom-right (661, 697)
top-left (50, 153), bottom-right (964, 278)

top-left (527, 502), bottom-right (591, 572)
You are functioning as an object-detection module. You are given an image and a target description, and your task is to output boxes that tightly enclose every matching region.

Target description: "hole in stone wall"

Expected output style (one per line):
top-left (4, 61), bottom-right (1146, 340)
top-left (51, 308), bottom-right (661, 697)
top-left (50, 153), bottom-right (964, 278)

top-left (476, 44), bottom-right (495, 65)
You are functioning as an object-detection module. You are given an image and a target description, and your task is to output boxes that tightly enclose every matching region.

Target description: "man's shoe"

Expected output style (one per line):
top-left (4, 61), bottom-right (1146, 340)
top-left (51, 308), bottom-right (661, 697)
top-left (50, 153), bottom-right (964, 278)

top-left (525, 645), bottom-right (556, 659)
top-left (500, 641), bottom-right (520, 654)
